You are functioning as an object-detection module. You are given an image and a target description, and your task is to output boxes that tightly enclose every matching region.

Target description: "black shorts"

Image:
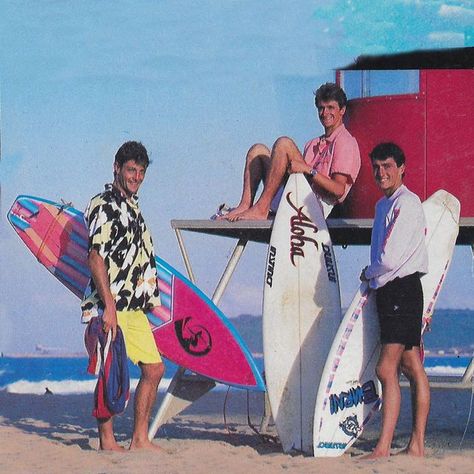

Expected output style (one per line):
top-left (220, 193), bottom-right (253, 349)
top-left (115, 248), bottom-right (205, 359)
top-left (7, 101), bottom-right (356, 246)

top-left (375, 273), bottom-right (423, 350)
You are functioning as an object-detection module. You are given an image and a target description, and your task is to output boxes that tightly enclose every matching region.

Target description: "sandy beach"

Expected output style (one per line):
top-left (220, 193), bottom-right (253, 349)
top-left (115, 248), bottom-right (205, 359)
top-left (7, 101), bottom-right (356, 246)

top-left (0, 385), bottom-right (473, 473)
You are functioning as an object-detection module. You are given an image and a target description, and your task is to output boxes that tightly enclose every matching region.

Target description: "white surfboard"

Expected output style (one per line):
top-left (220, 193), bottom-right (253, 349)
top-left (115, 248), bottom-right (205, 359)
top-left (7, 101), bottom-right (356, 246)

top-left (263, 173), bottom-right (342, 453)
top-left (312, 190), bottom-right (460, 457)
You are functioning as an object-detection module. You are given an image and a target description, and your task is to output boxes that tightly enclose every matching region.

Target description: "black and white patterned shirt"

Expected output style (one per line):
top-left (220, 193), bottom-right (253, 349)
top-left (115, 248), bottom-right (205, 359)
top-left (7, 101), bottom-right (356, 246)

top-left (81, 184), bottom-right (161, 322)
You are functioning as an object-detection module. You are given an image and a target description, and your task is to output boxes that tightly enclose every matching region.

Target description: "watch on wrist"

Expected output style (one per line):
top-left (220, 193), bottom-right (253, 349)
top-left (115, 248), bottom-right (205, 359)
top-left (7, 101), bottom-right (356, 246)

top-left (309, 168), bottom-right (318, 178)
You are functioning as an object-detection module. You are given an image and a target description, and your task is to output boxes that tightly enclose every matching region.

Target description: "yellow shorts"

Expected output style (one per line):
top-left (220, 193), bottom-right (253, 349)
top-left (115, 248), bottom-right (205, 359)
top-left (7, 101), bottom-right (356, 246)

top-left (117, 310), bottom-right (162, 365)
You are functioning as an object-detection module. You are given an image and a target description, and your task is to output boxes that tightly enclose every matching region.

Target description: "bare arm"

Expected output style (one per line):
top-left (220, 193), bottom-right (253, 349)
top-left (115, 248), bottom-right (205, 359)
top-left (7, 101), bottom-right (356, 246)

top-left (309, 171), bottom-right (348, 200)
top-left (88, 248), bottom-right (118, 340)
top-left (289, 158), bottom-right (348, 200)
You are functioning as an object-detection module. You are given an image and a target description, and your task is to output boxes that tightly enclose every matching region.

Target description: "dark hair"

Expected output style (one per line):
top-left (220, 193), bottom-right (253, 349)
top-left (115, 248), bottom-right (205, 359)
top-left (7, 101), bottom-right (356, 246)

top-left (114, 141), bottom-right (150, 168)
top-left (369, 142), bottom-right (405, 167)
top-left (314, 82), bottom-right (347, 109)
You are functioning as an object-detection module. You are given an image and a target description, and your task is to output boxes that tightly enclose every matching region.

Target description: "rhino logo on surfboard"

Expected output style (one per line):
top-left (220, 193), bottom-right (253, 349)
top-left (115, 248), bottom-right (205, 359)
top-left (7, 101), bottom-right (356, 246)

top-left (340, 415), bottom-right (362, 437)
top-left (286, 191), bottom-right (319, 266)
top-left (175, 317), bottom-right (213, 356)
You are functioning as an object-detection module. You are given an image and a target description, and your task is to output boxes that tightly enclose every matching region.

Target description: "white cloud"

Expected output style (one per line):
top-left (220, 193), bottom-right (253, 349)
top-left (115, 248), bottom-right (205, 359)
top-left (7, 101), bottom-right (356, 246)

top-left (439, 4), bottom-right (474, 24)
top-left (428, 31), bottom-right (466, 45)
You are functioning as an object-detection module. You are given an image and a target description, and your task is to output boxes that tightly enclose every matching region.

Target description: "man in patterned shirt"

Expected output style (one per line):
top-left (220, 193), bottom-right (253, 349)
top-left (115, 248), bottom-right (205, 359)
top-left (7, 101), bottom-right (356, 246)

top-left (81, 141), bottom-right (163, 451)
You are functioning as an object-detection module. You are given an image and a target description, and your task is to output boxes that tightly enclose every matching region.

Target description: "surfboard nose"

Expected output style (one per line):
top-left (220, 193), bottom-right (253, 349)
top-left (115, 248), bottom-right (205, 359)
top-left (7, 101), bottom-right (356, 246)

top-left (8, 196), bottom-right (39, 231)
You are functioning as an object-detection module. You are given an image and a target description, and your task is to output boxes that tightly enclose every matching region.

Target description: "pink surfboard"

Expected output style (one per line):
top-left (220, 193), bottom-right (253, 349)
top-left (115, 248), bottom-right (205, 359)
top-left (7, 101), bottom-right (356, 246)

top-left (8, 195), bottom-right (265, 391)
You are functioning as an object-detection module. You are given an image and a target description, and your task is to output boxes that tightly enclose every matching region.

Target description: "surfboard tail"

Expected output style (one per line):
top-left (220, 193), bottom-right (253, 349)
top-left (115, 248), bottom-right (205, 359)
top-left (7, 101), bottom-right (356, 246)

top-left (312, 189), bottom-right (460, 457)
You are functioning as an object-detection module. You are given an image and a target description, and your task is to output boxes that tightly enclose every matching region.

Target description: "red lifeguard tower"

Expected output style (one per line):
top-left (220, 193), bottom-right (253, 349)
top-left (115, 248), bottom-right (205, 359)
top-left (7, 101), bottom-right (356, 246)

top-left (337, 47), bottom-right (474, 231)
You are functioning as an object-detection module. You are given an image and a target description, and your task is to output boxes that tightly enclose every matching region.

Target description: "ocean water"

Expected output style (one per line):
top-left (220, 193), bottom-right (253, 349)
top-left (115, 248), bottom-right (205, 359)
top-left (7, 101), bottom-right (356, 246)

top-left (1, 309), bottom-right (472, 395)
top-left (0, 354), bottom-right (471, 395)
top-left (0, 357), bottom-right (179, 395)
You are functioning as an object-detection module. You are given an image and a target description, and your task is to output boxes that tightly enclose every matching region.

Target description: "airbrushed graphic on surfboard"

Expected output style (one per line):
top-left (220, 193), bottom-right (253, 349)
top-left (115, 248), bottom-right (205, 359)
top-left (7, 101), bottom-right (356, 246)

top-left (8, 195), bottom-right (265, 391)
top-left (174, 317), bottom-right (212, 357)
top-left (313, 284), bottom-right (384, 454)
top-left (263, 174), bottom-right (341, 454)
top-left (319, 377), bottom-right (380, 450)
top-left (313, 284), bottom-right (382, 453)
top-left (328, 380), bottom-right (379, 417)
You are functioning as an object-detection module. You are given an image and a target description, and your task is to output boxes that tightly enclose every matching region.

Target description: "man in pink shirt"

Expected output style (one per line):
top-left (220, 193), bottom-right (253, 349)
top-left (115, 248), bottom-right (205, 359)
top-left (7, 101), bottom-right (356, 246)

top-left (220, 83), bottom-right (360, 220)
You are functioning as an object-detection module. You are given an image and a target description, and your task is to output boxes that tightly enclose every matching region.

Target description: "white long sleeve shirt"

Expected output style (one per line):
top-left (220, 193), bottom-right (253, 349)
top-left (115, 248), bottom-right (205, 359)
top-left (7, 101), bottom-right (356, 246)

top-left (365, 184), bottom-right (428, 289)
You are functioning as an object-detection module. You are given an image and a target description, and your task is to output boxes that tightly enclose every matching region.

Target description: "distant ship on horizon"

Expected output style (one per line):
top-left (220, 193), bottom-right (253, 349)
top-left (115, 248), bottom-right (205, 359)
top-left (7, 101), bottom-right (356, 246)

top-left (1, 344), bottom-right (86, 358)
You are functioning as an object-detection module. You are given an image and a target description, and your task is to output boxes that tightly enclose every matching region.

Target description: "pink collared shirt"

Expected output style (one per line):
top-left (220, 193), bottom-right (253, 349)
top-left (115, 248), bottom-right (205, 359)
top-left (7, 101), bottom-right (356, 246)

top-left (303, 124), bottom-right (360, 205)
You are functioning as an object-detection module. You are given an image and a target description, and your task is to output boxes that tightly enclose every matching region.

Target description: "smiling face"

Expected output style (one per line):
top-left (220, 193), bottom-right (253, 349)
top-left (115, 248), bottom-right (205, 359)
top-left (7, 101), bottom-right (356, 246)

top-left (113, 159), bottom-right (147, 197)
top-left (372, 157), bottom-right (405, 197)
top-left (316, 99), bottom-right (346, 135)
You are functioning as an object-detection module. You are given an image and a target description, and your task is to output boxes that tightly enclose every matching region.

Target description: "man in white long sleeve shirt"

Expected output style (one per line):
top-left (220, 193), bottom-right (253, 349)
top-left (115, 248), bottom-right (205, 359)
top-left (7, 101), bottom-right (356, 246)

top-left (361, 142), bottom-right (429, 459)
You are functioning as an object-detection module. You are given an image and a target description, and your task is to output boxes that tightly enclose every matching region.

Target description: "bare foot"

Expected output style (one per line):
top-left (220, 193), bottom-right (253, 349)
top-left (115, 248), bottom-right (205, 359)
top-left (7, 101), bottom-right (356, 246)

top-left (218, 204), bottom-right (248, 221)
top-left (358, 450), bottom-right (390, 460)
top-left (99, 441), bottom-right (127, 452)
top-left (394, 446), bottom-right (424, 457)
top-left (227, 205), bottom-right (270, 221)
top-left (129, 439), bottom-right (163, 452)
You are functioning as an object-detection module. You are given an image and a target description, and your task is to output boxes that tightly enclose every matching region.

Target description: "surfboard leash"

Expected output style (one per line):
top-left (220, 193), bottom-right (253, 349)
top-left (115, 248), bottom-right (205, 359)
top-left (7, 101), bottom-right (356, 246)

top-left (222, 385), bottom-right (233, 433)
top-left (245, 389), bottom-right (279, 444)
top-left (459, 383), bottom-right (474, 449)
top-left (221, 387), bottom-right (279, 444)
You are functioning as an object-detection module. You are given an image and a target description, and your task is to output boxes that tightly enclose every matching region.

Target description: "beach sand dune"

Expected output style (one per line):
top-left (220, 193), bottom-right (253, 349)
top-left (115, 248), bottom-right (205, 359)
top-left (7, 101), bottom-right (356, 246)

top-left (0, 386), bottom-right (473, 473)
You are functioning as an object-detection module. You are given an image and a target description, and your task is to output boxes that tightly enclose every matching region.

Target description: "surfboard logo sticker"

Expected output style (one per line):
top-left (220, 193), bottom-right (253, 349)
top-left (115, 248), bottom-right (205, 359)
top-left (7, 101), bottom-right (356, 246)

top-left (286, 191), bottom-right (319, 266)
top-left (316, 441), bottom-right (348, 450)
top-left (329, 379), bottom-right (379, 416)
top-left (174, 316), bottom-right (213, 356)
top-left (266, 245), bottom-right (277, 287)
top-left (339, 415), bottom-right (361, 437)
top-left (322, 243), bottom-right (337, 283)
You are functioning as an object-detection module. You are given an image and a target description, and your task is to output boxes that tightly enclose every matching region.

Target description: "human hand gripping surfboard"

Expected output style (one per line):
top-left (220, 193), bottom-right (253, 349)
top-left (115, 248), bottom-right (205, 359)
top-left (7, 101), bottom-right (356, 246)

top-left (7, 195), bottom-right (265, 391)
top-left (312, 190), bottom-right (460, 457)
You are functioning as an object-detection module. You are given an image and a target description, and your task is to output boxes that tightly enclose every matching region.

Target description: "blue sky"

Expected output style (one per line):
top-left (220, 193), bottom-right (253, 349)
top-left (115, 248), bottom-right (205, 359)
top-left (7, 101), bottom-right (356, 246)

top-left (1, 0), bottom-right (473, 353)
